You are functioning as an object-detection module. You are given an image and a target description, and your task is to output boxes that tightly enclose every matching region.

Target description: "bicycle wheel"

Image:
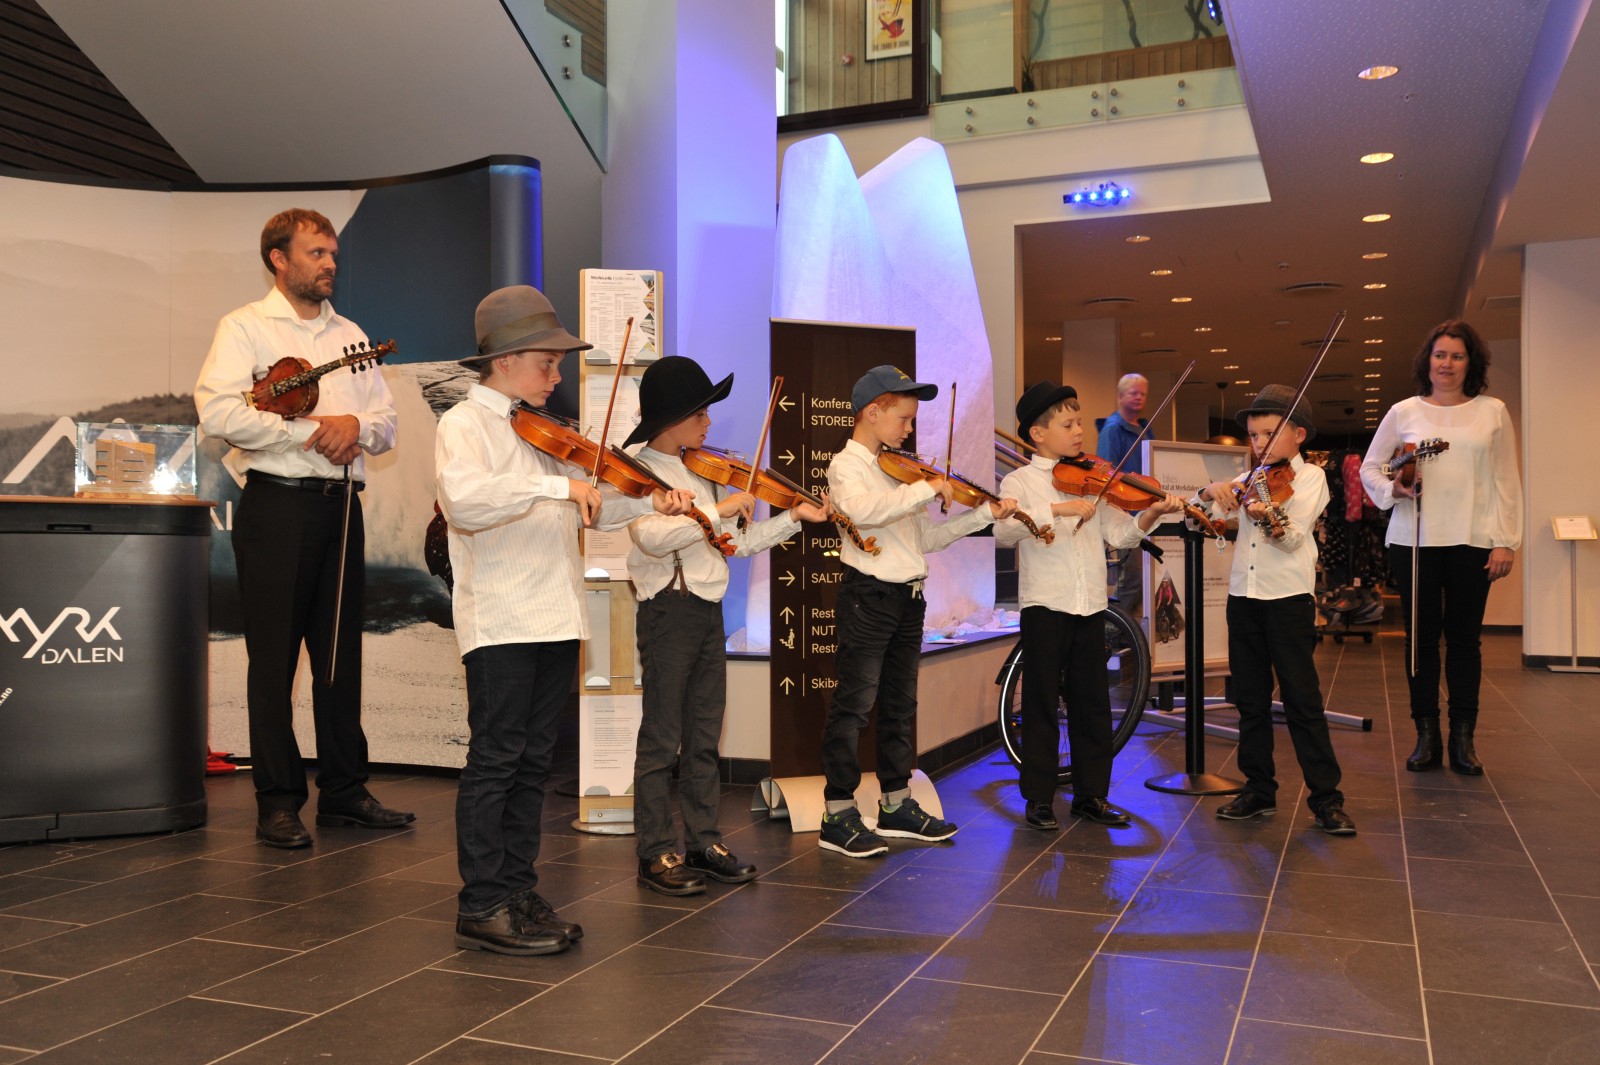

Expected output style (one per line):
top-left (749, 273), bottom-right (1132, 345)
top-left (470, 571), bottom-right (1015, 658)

top-left (997, 604), bottom-right (1152, 786)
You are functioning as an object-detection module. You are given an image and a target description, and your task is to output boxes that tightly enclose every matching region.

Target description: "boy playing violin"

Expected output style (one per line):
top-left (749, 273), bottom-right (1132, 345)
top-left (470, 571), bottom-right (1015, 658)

top-left (998, 383), bottom-right (1184, 830)
top-left (1196, 385), bottom-right (1355, 835)
top-left (818, 366), bottom-right (1018, 857)
top-left (618, 356), bottom-right (830, 895)
top-left (434, 286), bottom-right (691, 956)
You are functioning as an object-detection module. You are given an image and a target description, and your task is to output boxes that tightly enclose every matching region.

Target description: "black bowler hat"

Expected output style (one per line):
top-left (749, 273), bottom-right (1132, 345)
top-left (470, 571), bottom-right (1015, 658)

top-left (623, 356), bottom-right (734, 448)
top-left (1015, 381), bottom-right (1078, 439)
top-left (1235, 383), bottom-right (1316, 440)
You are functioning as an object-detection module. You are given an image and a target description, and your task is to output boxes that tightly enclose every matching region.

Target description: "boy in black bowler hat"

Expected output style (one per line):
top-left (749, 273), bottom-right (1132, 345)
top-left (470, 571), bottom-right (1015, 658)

top-left (620, 357), bottom-right (830, 895)
top-left (997, 382), bottom-right (1184, 830)
top-left (1197, 385), bottom-right (1355, 835)
top-left (817, 366), bottom-right (1018, 858)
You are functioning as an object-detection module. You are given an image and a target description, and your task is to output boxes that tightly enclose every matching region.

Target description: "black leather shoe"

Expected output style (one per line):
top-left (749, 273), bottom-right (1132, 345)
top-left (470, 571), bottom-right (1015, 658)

top-left (637, 853), bottom-right (706, 896)
top-left (685, 843), bottom-right (757, 884)
top-left (455, 905), bottom-right (569, 956)
top-left (512, 890), bottom-right (583, 941)
top-left (256, 810), bottom-right (311, 849)
top-left (1024, 801), bottom-right (1059, 831)
top-left (1070, 798), bottom-right (1131, 826)
top-left (1407, 717), bottom-right (1443, 771)
top-left (1312, 802), bottom-right (1357, 835)
top-left (1448, 720), bottom-right (1484, 775)
top-left (1217, 793), bottom-right (1277, 820)
top-left (315, 796), bottom-right (416, 829)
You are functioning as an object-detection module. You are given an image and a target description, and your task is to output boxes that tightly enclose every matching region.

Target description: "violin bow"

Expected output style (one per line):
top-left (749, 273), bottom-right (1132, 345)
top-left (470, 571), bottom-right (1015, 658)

top-left (738, 376), bottom-right (785, 529)
top-left (1254, 310), bottom-right (1345, 468)
top-left (589, 316), bottom-right (635, 489)
top-left (1075, 359), bottom-right (1196, 529)
top-left (940, 382), bottom-right (957, 514)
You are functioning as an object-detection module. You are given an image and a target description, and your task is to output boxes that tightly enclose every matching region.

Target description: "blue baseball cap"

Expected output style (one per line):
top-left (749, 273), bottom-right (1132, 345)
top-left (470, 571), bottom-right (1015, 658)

top-left (851, 365), bottom-right (938, 413)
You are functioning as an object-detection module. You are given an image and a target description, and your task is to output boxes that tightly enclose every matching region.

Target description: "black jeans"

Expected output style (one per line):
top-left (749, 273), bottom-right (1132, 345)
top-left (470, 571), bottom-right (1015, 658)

top-left (231, 479), bottom-right (370, 814)
top-left (1020, 607), bottom-right (1114, 803)
top-left (1387, 544), bottom-right (1492, 723)
top-left (634, 593), bottom-right (727, 861)
top-left (1227, 595), bottom-right (1343, 811)
top-left (821, 569), bottom-right (925, 802)
top-left (456, 639), bottom-right (578, 918)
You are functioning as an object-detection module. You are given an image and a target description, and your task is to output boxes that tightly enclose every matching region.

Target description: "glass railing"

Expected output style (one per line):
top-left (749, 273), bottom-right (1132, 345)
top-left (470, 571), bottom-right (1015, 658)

top-left (502, 0), bottom-right (608, 167)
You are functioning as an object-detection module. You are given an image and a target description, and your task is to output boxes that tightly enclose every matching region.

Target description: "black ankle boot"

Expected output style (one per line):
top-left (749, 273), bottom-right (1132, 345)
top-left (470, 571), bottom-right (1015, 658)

top-left (1448, 720), bottom-right (1484, 775)
top-left (1406, 718), bottom-right (1442, 772)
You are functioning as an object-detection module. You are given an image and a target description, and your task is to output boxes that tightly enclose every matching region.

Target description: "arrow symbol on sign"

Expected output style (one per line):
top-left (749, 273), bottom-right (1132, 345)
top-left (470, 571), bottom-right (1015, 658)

top-left (778, 395), bottom-right (793, 412)
top-left (780, 606), bottom-right (794, 623)
top-left (779, 676), bottom-right (795, 694)
top-left (779, 572), bottom-right (796, 587)
top-left (778, 450), bottom-right (796, 466)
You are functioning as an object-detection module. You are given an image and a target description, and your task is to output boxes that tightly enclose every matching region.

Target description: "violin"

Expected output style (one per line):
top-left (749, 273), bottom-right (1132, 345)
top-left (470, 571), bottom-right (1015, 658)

top-left (1227, 457), bottom-right (1296, 538)
top-left (681, 445), bottom-right (881, 556)
top-left (246, 340), bottom-right (394, 418)
top-left (875, 447), bottom-right (1053, 544)
top-left (1052, 454), bottom-right (1225, 539)
top-left (508, 403), bottom-right (735, 556)
top-left (1381, 438), bottom-right (1449, 491)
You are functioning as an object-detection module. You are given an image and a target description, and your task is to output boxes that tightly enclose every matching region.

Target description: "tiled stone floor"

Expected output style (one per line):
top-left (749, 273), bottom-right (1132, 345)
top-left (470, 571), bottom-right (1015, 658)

top-left (1, 629), bottom-right (1597, 1064)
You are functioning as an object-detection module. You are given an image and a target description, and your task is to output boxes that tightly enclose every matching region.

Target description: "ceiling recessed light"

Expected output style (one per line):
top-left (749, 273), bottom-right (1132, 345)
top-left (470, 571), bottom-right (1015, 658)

top-left (1044, 335), bottom-right (1061, 341)
top-left (1234, 379), bottom-right (1251, 385)
top-left (1360, 152), bottom-right (1395, 164)
top-left (1364, 356), bottom-right (1383, 362)
top-left (1273, 319), bottom-right (1291, 328)
top-left (1365, 398), bottom-right (1381, 403)
top-left (1364, 373), bottom-right (1381, 378)
top-left (1125, 235), bottom-right (1151, 243)
top-left (1171, 296), bottom-right (1194, 303)
top-left (1150, 268), bottom-right (1173, 276)
top-left (1139, 330), bottom-right (1156, 338)
top-left (1245, 391), bottom-right (1259, 397)
top-left (1362, 252), bottom-right (1389, 260)
top-left (1364, 338), bottom-right (1384, 344)
top-left (1365, 387), bottom-right (1380, 392)
top-left (1362, 213), bottom-right (1391, 223)
top-left (1363, 315), bottom-right (1385, 321)
top-left (1222, 364), bottom-right (1240, 370)
top-left (1363, 282), bottom-right (1388, 290)
top-left (1194, 326), bottom-right (1212, 332)
top-left (1358, 65), bottom-right (1400, 80)
top-left (1210, 348), bottom-right (1228, 353)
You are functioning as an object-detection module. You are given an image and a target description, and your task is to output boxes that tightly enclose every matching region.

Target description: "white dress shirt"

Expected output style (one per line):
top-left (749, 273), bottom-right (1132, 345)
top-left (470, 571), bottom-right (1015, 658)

top-left (1196, 455), bottom-right (1329, 600)
top-left (1359, 395), bottom-right (1523, 551)
top-left (195, 287), bottom-right (396, 479)
top-left (996, 456), bottom-right (1147, 616)
top-left (827, 438), bottom-right (995, 583)
top-left (621, 448), bottom-right (801, 603)
top-left (434, 384), bottom-right (589, 654)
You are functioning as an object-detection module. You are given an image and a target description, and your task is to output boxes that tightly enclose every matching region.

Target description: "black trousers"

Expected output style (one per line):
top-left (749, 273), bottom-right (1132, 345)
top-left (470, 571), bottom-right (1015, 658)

top-left (456, 639), bottom-right (577, 918)
top-left (1227, 594), bottom-right (1343, 811)
top-left (1387, 544), bottom-right (1492, 723)
top-left (821, 569), bottom-right (925, 802)
top-left (1020, 607), bottom-right (1115, 803)
top-left (231, 478), bottom-right (370, 814)
top-left (634, 593), bottom-right (728, 861)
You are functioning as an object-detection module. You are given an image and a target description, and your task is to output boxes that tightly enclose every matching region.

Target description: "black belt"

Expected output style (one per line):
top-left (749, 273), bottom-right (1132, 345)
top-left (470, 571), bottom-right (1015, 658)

top-left (247, 470), bottom-right (365, 495)
top-left (842, 567), bottom-right (925, 599)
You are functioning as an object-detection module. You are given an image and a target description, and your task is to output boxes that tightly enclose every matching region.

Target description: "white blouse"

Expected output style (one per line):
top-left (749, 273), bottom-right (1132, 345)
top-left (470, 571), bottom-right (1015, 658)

top-left (1359, 395), bottom-right (1523, 551)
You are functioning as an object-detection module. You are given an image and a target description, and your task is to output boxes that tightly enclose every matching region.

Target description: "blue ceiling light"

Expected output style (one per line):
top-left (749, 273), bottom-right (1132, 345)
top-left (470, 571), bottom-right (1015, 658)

top-left (1207, 0), bottom-right (1223, 24)
top-left (1065, 181), bottom-right (1133, 208)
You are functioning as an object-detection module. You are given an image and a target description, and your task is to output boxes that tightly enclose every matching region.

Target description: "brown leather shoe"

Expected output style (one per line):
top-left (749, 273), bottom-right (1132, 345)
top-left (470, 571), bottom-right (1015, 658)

top-left (455, 904), bottom-right (569, 956)
top-left (315, 796), bottom-right (416, 829)
top-left (512, 890), bottom-right (583, 941)
top-left (255, 810), bottom-right (311, 849)
top-left (637, 853), bottom-right (706, 896)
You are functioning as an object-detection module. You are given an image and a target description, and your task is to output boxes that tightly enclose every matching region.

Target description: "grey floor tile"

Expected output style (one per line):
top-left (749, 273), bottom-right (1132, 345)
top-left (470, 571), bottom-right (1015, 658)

top-left (0, 969), bottom-right (60, 1004)
top-left (1145, 838), bottom-right (1282, 897)
top-left (1101, 885), bottom-right (1267, 969)
top-left (1401, 816), bottom-right (1532, 866)
top-left (1242, 932), bottom-right (1424, 1038)
top-left (1053, 816), bottom-right (1175, 859)
top-left (1265, 871), bottom-right (1414, 944)
top-left (4, 828), bottom-right (258, 885)
top-left (899, 808), bottom-right (1057, 875)
top-left (644, 880), bottom-right (856, 958)
top-left (415, 1037), bottom-right (610, 1064)
top-left (18, 995), bottom-right (301, 1065)
top-left (1279, 826), bottom-right (1407, 881)
top-left (709, 923), bottom-right (945, 1025)
top-left (0, 914), bottom-right (77, 952)
top-left (619, 1004), bottom-right (846, 1065)
top-left (1416, 910), bottom-right (1600, 1007)
top-left (214, 840), bottom-right (447, 903)
top-left (0, 874), bottom-right (94, 911)
top-left (1397, 787), bottom-right (1510, 825)
top-left (1, 858), bottom-right (275, 925)
top-left (828, 864), bottom-right (1006, 936)
top-left (1553, 893), bottom-right (1600, 959)
top-left (206, 875), bottom-right (456, 951)
top-left (1426, 990), bottom-right (1600, 1065)
top-left (997, 851), bottom-right (1153, 915)
top-left (1228, 1018), bottom-right (1429, 1064)
top-left (820, 977), bottom-right (1058, 1064)
top-left (1408, 855), bottom-right (1563, 923)
top-left (922, 903), bottom-right (1108, 994)
top-left (1035, 953), bottom-right (1246, 1065)
top-left (476, 945), bottom-right (753, 1058)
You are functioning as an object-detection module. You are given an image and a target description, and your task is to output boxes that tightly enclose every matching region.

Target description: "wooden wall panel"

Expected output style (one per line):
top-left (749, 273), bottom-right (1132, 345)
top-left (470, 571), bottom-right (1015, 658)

top-left (1034, 34), bottom-right (1231, 90)
top-left (545, 0), bottom-right (606, 85)
top-left (785, 0), bottom-right (911, 115)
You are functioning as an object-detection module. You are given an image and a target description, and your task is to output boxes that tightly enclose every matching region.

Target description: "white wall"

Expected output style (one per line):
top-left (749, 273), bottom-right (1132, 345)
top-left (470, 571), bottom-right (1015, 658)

top-left (1522, 238), bottom-right (1600, 659)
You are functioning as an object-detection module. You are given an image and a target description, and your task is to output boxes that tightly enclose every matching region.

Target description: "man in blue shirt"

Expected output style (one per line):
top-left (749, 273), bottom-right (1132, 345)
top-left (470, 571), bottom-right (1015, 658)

top-left (1096, 373), bottom-right (1149, 618)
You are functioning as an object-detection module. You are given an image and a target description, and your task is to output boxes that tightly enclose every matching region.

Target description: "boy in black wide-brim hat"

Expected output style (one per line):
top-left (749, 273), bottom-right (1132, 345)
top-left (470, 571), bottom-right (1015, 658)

top-left (1197, 384), bottom-right (1355, 835)
top-left (619, 356), bottom-right (829, 896)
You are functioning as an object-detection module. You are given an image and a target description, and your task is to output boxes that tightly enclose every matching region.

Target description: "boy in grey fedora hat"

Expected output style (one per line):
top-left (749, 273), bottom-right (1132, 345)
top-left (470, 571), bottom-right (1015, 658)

top-left (1197, 383), bottom-right (1355, 835)
top-left (616, 356), bottom-right (829, 895)
top-left (435, 285), bottom-right (691, 955)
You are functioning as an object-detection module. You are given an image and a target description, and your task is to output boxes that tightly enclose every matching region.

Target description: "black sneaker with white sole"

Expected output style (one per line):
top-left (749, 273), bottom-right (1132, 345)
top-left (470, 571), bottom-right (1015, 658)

top-left (819, 807), bottom-right (889, 858)
top-left (874, 797), bottom-right (957, 842)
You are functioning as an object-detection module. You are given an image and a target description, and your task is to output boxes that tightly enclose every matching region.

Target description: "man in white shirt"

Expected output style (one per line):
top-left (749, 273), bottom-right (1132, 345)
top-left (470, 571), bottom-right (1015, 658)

top-left (194, 209), bottom-right (411, 850)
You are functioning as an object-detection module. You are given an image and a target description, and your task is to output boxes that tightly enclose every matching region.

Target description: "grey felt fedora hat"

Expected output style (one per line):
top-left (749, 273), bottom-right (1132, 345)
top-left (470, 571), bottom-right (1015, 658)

top-left (460, 285), bottom-right (591, 367)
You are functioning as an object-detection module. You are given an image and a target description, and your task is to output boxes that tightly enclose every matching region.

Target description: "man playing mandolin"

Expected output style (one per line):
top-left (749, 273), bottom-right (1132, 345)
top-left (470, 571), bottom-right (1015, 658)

top-left (195, 207), bottom-right (412, 850)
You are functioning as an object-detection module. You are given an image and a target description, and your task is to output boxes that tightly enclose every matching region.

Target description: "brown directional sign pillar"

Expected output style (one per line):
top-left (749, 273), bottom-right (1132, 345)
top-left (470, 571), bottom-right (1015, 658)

top-left (767, 319), bottom-right (915, 779)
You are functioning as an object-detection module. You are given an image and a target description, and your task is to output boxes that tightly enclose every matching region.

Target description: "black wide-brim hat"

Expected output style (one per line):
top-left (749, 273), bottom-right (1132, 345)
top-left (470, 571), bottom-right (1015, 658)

top-left (1235, 383), bottom-right (1316, 440)
top-left (1015, 381), bottom-right (1078, 439)
top-left (623, 355), bottom-right (734, 448)
top-left (460, 285), bottom-right (592, 368)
